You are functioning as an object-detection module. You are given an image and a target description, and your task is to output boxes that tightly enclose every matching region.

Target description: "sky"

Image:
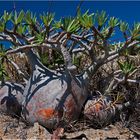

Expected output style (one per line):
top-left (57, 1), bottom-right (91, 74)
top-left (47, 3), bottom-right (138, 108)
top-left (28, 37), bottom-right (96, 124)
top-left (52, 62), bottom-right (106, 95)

top-left (0, 1), bottom-right (140, 46)
top-left (0, 1), bottom-right (140, 24)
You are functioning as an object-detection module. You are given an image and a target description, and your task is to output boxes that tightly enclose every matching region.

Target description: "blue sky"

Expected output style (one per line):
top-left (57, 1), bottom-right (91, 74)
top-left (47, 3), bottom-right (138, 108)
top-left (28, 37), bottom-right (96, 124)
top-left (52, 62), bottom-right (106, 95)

top-left (0, 1), bottom-right (140, 46)
top-left (0, 1), bottom-right (140, 24)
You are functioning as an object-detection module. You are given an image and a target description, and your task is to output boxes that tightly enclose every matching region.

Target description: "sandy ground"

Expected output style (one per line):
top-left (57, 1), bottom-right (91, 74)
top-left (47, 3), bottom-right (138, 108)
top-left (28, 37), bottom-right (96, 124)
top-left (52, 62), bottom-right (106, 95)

top-left (0, 113), bottom-right (139, 140)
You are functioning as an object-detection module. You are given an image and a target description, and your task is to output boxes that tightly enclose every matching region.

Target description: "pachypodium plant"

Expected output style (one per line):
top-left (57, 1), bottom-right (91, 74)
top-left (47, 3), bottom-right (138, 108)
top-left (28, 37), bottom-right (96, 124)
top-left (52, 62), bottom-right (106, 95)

top-left (0, 9), bottom-right (140, 139)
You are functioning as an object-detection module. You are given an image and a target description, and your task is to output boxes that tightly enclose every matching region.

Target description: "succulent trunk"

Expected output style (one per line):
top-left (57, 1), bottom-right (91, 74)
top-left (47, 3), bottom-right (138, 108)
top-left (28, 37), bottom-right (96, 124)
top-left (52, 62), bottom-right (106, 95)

top-left (21, 49), bottom-right (89, 130)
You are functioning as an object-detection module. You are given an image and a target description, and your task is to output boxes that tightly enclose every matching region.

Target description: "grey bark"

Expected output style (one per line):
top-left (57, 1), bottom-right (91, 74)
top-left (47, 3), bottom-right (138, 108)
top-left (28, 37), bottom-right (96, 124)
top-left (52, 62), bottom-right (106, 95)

top-left (21, 49), bottom-right (89, 130)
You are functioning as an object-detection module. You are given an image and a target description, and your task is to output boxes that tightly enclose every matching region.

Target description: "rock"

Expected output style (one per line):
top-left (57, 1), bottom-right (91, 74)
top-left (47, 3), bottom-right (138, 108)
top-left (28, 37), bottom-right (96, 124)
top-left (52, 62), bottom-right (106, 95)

top-left (26, 122), bottom-right (51, 139)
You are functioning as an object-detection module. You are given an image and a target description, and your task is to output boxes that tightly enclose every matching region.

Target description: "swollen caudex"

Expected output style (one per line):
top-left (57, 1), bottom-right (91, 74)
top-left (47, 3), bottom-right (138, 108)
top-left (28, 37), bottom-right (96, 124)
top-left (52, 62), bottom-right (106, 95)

top-left (84, 94), bottom-right (131, 127)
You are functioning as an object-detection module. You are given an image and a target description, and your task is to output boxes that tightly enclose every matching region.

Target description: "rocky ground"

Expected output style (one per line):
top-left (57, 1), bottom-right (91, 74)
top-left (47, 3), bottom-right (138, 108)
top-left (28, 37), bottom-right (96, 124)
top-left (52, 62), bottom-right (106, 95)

top-left (0, 113), bottom-right (139, 140)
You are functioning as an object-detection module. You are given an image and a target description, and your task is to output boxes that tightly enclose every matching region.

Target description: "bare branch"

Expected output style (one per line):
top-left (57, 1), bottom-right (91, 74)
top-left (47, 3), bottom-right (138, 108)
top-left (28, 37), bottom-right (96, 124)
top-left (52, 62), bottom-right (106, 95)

top-left (56, 32), bottom-right (67, 42)
top-left (82, 39), bottom-right (140, 81)
top-left (114, 77), bottom-right (140, 84)
top-left (0, 33), bottom-right (22, 46)
top-left (72, 48), bottom-right (85, 53)
top-left (4, 29), bottom-right (28, 44)
top-left (6, 44), bottom-right (39, 55)
top-left (0, 34), bottom-right (13, 42)
top-left (59, 40), bottom-right (76, 72)
top-left (105, 27), bottom-right (113, 39)
top-left (71, 34), bottom-right (93, 44)
top-left (105, 40), bottom-right (140, 63)
top-left (127, 79), bottom-right (140, 83)
top-left (6, 42), bottom-right (60, 55)
top-left (105, 53), bottom-right (119, 63)
top-left (114, 70), bottom-right (122, 75)
top-left (91, 26), bottom-right (104, 39)
top-left (103, 40), bottom-right (109, 59)
top-left (128, 65), bottom-right (140, 78)
top-left (109, 40), bottom-right (139, 56)
top-left (82, 62), bottom-right (99, 82)
top-left (84, 33), bottom-right (94, 39)
top-left (70, 37), bottom-right (91, 51)
top-left (27, 36), bottom-right (36, 42)
top-left (105, 79), bottom-right (116, 94)
top-left (50, 32), bottom-right (60, 39)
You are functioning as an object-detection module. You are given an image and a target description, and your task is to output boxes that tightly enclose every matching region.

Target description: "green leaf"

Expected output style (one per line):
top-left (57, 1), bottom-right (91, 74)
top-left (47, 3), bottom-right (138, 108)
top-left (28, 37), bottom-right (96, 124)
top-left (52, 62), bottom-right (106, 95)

top-left (118, 61), bottom-right (124, 71)
top-left (17, 10), bottom-right (24, 23)
top-left (53, 20), bottom-right (62, 29)
top-left (119, 21), bottom-right (129, 32)
top-left (32, 13), bottom-right (37, 24)
top-left (118, 60), bottom-right (136, 75)
top-left (96, 10), bottom-right (108, 27)
top-left (11, 11), bottom-right (23, 25)
top-left (108, 17), bottom-right (119, 27)
top-left (0, 44), bottom-right (6, 57)
top-left (25, 11), bottom-right (37, 35)
top-left (0, 22), bottom-right (5, 32)
top-left (14, 11), bottom-right (18, 24)
top-left (25, 11), bottom-right (32, 24)
top-left (62, 17), bottom-right (80, 33)
top-left (3, 11), bottom-right (12, 22)
top-left (78, 10), bottom-right (95, 29)
top-left (17, 24), bottom-right (26, 35)
top-left (67, 19), bottom-right (79, 33)
top-left (101, 26), bottom-right (115, 38)
top-left (26, 12), bottom-right (37, 24)
top-left (40, 12), bottom-right (55, 27)
top-left (34, 32), bottom-right (45, 44)
top-left (130, 22), bottom-right (140, 40)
